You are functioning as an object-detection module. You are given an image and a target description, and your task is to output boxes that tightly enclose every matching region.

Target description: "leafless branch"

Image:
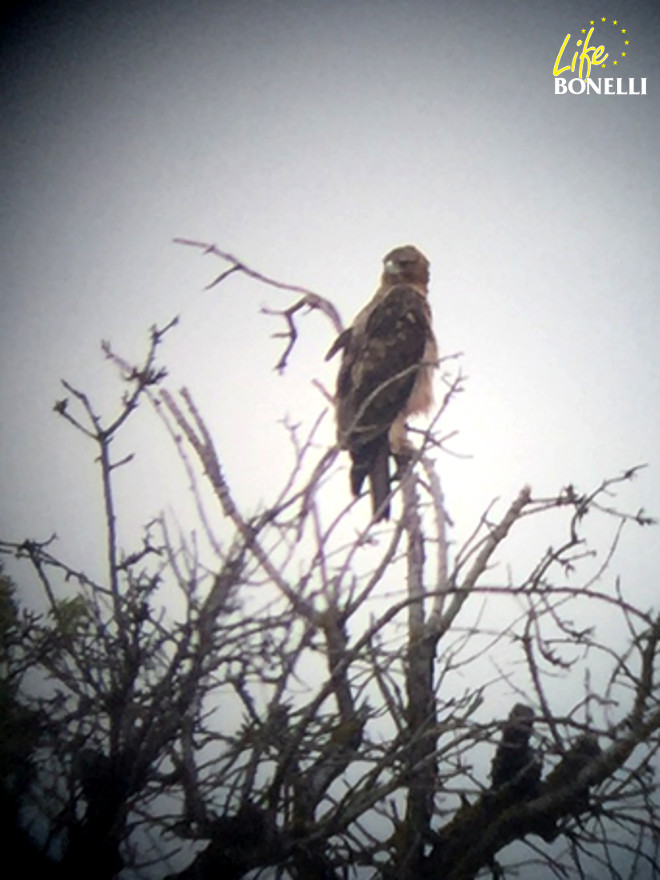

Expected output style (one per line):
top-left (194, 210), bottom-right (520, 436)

top-left (174, 237), bottom-right (343, 372)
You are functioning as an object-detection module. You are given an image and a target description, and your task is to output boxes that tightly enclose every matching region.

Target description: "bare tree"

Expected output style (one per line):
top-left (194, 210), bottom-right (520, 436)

top-left (1, 243), bottom-right (659, 880)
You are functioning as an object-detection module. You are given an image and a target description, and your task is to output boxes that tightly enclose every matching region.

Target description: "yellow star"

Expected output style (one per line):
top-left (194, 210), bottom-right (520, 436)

top-left (581, 28), bottom-right (586, 33)
top-left (590, 19), bottom-right (594, 25)
top-left (621, 29), bottom-right (626, 33)
top-left (613, 59), bottom-right (618, 65)
top-left (625, 40), bottom-right (629, 45)
top-left (622, 51), bottom-right (626, 57)
top-left (601, 17), bottom-right (606, 22)
top-left (613, 20), bottom-right (618, 25)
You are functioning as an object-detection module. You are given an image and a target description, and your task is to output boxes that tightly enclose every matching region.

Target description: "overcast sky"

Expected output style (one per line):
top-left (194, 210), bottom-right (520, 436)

top-left (1, 0), bottom-right (659, 613)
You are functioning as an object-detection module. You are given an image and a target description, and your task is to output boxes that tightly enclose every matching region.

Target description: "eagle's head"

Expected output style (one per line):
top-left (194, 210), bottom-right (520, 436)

top-left (382, 245), bottom-right (430, 288)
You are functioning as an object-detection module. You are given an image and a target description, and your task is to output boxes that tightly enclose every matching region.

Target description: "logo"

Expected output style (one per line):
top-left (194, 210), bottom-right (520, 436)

top-left (553, 17), bottom-right (646, 95)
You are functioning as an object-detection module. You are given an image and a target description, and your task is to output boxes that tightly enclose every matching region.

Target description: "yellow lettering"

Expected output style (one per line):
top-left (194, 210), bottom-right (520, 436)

top-left (578, 28), bottom-right (608, 80)
top-left (553, 33), bottom-right (572, 75)
top-left (554, 26), bottom-right (610, 80)
top-left (592, 45), bottom-right (608, 66)
top-left (578, 28), bottom-right (594, 78)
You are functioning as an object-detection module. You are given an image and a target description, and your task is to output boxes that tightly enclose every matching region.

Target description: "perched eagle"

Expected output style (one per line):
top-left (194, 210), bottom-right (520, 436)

top-left (326, 245), bottom-right (437, 520)
top-left (490, 704), bottom-right (541, 796)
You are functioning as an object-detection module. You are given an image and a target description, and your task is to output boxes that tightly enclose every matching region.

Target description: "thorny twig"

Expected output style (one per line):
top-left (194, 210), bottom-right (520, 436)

top-left (174, 237), bottom-right (343, 372)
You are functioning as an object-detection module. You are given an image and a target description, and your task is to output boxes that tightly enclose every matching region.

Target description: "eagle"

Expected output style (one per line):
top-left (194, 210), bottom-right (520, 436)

top-left (490, 704), bottom-right (541, 796)
top-left (326, 245), bottom-right (437, 520)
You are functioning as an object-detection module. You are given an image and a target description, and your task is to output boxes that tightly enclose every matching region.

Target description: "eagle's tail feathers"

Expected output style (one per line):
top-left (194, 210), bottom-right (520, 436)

top-left (350, 438), bottom-right (391, 521)
top-left (369, 442), bottom-right (391, 521)
top-left (350, 457), bottom-right (369, 497)
top-left (369, 437), bottom-right (390, 522)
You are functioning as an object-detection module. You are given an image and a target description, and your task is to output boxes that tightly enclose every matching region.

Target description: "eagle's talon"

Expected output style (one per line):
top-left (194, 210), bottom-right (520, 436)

top-left (392, 449), bottom-right (414, 482)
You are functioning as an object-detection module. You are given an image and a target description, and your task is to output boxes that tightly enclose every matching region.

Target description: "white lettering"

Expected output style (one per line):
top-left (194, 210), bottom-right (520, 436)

top-left (554, 76), bottom-right (647, 96)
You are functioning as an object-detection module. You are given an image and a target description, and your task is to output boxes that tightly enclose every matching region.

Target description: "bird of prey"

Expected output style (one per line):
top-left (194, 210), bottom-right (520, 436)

top-left (490, 704), bottom-right (541, 796)
top-left (326, 245), bottom-right (437, 520)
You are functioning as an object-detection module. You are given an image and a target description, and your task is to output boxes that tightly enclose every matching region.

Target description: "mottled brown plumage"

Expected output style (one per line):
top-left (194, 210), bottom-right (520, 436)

top-left (326, 245), bottom-right (437, 520)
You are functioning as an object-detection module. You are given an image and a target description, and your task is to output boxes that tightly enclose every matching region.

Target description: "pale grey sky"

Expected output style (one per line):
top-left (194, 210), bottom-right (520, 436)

top-left (1, 0), bottom-right (659, 611)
